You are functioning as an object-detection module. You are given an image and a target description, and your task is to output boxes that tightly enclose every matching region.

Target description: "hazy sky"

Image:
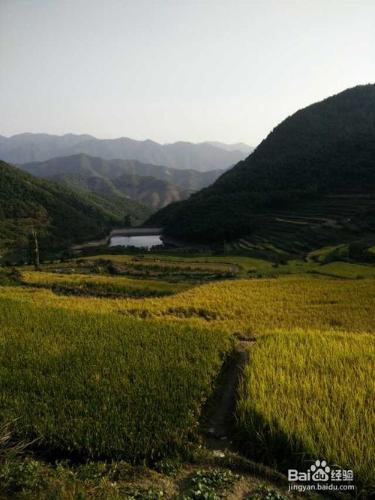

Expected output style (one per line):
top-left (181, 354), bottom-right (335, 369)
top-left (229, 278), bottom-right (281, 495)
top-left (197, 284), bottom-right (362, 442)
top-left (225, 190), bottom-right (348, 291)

top-left (1, 0), bottom-right (374, 146)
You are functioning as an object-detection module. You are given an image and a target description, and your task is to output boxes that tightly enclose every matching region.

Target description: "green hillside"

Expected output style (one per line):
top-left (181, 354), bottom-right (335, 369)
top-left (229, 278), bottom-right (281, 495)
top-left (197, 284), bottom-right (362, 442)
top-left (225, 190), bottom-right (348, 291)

top-left (0, 160), bottom-right (150, 257)
top-left (48, 172), bottom-right (186, 210)
top-left (20, 154), bottom-right (222, 209)
top-left (21, 154), bottom-right (223, 191)
top-left (149, 84), bottom-right (375, 250)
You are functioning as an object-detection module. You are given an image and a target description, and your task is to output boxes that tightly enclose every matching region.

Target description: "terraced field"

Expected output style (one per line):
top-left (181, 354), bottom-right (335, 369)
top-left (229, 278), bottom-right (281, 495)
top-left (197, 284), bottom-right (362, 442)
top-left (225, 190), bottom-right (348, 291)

top-left (0, 253), bottom-right (374, 497)
top-left (4, 271), bottom-right (375, 335)
top-left (227, 194), bottom-right (375, 258)
top-left (21, 270), bottom-right (189, 297)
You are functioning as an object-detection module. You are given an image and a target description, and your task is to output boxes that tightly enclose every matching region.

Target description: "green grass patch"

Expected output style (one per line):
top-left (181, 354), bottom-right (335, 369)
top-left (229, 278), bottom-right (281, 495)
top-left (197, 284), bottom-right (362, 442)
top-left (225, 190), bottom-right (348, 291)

top-left (316, 261), bottom-right (375, 279)
top-left (184, 469), bottom-right (240, 499)
top-left (308, 244), bottom-right (349, 263)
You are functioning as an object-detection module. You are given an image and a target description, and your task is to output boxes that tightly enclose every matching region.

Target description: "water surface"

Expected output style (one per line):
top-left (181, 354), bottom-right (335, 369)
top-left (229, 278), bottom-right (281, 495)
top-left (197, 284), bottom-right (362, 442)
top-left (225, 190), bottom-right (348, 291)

top-left (109, 234), bottom-right (163, 249)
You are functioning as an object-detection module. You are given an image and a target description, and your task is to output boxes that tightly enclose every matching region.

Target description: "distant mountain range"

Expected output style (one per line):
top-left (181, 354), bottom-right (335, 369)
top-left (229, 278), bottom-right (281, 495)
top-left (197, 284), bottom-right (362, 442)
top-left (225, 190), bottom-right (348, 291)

top-left (0, 134), bottom-right (252, 172)
top-left (203, 142), bottom-right (253, 154)
top-left (19, 154), bottom-right (223, 210)
top-left (0, 160), bottom-right (151, 256)
top-left (149, 84), bottom-right (375, 246)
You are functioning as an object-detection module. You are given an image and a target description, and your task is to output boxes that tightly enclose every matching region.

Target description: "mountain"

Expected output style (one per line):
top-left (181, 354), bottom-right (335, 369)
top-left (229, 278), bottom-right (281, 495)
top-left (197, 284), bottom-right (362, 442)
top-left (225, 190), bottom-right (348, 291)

top-left (0, 134), bottom-right (248, 172)
top-left (148, 84), bottom-right (375, 247)
top-left (48, 172), bottom-right (185, 210)
top-left (0, 160), bottom-right (150, 255)
top-left (19, 154), bottom-right (223, 209)
top-left (21, 154), bottom-right (223, 191)
top-left (0, 133), bottom-right (94, 164)
top-left (203, 142), bottom-right (253, 154)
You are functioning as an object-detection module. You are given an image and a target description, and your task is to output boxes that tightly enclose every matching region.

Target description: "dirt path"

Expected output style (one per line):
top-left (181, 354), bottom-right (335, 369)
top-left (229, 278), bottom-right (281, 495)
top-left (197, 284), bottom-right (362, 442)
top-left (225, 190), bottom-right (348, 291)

top-left (202, 339), bottom-right (255, 453)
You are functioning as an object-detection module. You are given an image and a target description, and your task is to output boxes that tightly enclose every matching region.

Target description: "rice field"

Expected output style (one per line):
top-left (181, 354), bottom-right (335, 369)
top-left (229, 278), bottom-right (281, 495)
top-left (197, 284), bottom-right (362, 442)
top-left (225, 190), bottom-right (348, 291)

top-left (78, 255), bottom-right (239, 281)
top-left (21, 270), bottom-right (189, 297)
top-left (2, 273), bottom-right (375, 335)
top-left (0, 296), bottom-right (231, 461)
top-left (0, 253), bottom-right (374, 494)
top-left (313, 261), bottom-right (375, 279)
top-left (236, 330), bottom-right (375, 489)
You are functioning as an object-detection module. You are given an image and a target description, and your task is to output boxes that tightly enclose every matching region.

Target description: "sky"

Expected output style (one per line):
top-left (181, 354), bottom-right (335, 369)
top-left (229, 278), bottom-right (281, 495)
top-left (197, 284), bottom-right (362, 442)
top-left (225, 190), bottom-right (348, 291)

top-left (1, 0), bottom-right (374, 147)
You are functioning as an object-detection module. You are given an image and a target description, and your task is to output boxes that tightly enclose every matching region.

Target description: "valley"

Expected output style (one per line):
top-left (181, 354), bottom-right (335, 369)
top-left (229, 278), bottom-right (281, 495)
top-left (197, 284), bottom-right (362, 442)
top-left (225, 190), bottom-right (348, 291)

top-left (19, 154), bottom-right (225, 210)
top-left (2, 0), bottom-right (375, 497)
top-left (0, 85), bottom-right (374, 499)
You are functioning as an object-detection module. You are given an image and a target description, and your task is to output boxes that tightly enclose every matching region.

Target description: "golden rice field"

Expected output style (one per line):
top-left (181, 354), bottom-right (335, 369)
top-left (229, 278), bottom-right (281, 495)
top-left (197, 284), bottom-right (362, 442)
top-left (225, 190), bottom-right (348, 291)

top-left (0, 255), bottom-right (374, 493)
top-left (236, 330), bottom-right (375, 489)
top-left (3, 271), bottom-right (375, 335)
top-left (21, 270), bottom-right (189, 297)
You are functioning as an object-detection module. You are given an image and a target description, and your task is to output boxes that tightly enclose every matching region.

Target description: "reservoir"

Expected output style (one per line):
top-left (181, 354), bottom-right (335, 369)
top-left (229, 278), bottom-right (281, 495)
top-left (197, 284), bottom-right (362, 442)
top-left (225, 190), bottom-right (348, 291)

top-left (108, 228), bottom-right (163, 249)
top-left (109, 234), bottom-right (163, 249)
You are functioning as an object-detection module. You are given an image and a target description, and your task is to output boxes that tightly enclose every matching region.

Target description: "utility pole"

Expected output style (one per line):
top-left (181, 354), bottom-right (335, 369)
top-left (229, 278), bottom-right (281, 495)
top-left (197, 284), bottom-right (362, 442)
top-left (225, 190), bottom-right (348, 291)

top-left (31, 227), bottom-right (40, 270)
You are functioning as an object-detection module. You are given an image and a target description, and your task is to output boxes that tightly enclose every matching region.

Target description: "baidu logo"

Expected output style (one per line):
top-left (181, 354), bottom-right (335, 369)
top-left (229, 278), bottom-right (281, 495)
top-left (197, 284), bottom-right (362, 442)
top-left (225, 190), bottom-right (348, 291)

top-left (310, 460), bottom-right (331, 481)
top-left (288, 459), bottom-right (355, 493)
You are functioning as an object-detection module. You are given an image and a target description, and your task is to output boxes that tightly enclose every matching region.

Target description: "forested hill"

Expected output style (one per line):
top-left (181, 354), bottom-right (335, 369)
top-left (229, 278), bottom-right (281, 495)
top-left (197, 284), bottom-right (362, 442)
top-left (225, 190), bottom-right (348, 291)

top-left (21, 154), bottom-right (223, 192)
top-left (0, 160), bottom-right (150, 255)
top-left (149, 84), bottom-right (375, 242)
top-left (19, 154), bottom-right (223, 209)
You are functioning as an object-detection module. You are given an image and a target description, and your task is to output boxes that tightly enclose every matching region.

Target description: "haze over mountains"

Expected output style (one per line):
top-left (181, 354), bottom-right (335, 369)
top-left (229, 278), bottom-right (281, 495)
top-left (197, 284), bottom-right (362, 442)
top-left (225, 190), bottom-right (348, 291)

top-left (149, 84), bottom-right (375, 248)
top-left (3, 85), bottom-right (375, 258)
top-left (20, 154), bottom-right (223, 209)
top-left (0, 135), bottom-right (247, 255)
top-left (0, 134), bottom-right (251, 172)
top-left (0, 134), bottom-right (251, 255)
